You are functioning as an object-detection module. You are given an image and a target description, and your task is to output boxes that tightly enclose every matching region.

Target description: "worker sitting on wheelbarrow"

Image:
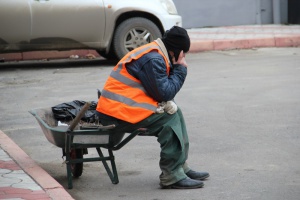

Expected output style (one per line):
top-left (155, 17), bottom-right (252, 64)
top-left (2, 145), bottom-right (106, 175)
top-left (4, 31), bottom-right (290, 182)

top-left (96, 26), bottom-right (209, 189)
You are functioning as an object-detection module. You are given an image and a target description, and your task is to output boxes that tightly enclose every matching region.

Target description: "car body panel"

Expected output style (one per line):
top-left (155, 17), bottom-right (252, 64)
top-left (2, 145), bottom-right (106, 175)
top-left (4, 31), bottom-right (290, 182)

top-left (0, 0), bottom-right (31, 49)
top-left (30, 0), bottom-right (105, 48)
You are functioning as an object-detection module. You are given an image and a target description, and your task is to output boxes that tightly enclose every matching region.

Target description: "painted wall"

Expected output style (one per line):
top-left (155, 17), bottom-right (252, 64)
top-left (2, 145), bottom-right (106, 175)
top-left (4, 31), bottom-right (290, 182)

top-left (173, 0), bottom-right (288, 28)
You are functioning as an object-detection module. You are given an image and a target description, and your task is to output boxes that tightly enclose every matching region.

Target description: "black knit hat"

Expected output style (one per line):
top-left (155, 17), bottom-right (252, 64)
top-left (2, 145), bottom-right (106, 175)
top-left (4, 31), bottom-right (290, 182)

top-left (161, 26), bottom-right (190, 61)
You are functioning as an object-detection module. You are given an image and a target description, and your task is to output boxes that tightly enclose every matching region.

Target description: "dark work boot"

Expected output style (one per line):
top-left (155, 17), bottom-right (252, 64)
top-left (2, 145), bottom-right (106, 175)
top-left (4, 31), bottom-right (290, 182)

top-left (161, 177), bottom-right (204, 189)
top-left (186, 170), bottom-right (210, 180)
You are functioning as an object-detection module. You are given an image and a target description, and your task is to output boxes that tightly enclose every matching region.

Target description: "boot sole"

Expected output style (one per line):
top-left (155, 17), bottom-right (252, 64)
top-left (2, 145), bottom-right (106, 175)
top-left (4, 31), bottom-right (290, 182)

top-left (161, 182), bottom-right (204, 189)
top-left (188, 174), bottom-right (210, 181)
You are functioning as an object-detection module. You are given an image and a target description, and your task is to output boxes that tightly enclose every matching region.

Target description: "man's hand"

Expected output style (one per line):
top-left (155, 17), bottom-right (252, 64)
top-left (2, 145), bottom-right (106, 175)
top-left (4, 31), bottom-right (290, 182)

top-left (164, 101), bottom-right (178, 114)
top-left (156, 102), bottom-right (166, 113)
top-left (173, 50), bottom-right (187, 67)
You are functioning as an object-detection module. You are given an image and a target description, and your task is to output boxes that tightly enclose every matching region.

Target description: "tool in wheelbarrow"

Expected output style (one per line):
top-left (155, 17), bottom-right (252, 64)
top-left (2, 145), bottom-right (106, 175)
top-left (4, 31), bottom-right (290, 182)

top-left (29, 101), bottom-right (148, 189)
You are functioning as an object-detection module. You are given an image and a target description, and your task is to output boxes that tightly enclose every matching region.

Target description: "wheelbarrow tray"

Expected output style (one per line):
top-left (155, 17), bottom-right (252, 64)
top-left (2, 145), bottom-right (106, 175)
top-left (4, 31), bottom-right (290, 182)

top-left (29, 108), bottom-right (118, 148)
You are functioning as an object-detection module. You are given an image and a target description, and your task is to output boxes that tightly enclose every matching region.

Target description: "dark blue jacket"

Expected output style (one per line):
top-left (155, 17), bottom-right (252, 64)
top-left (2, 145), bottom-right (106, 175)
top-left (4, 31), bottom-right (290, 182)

top-left (127, 51), bottom-right (187, 102)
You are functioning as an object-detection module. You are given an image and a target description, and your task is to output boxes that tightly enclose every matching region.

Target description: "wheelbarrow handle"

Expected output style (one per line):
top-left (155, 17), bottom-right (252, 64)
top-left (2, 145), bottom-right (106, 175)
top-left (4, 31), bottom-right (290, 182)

top-left (68, 102), bottom-right (91, 132)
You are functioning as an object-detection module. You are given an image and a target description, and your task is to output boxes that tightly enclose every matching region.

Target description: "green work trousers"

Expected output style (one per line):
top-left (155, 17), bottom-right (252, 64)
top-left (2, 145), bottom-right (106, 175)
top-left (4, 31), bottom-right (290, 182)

top-left (101, 108), bottom-right (191, 186)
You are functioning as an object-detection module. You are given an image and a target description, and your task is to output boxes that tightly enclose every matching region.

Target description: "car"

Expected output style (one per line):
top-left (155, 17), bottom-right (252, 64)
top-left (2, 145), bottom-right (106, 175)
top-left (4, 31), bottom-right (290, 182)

top-left (0, 0), bottom-right (181, 60)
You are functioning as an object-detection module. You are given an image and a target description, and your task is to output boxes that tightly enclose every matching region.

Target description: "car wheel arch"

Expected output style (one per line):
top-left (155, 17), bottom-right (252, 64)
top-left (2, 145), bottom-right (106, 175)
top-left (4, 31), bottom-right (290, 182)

top-left (114, 11), bottom-right (165, 35)
top-left (101, 11), bottom-right (165, 60)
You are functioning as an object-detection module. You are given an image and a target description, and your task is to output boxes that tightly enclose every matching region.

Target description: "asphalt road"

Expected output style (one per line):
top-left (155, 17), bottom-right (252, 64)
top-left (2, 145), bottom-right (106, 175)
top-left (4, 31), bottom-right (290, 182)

top-left (1, 48), bottom-right (300, 200)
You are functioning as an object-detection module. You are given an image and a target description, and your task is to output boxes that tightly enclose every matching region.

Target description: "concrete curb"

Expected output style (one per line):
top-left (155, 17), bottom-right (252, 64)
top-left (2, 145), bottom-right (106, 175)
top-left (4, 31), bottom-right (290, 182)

top-left (189, 35), bottom-right (300, 53)
top-left (2, 35), bottom-right (299, 62)
top-left (0, 49), bottom-right (99, 62)
top-left (0, 130), bottom-right (74, 200)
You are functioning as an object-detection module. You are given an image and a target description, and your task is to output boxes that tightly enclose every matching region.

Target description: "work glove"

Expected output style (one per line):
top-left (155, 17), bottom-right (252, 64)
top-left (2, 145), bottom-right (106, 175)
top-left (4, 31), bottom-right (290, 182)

top-left (156, 102), bottom-right (166, 113)
top-left (164, 101), bottom-right (178, 115)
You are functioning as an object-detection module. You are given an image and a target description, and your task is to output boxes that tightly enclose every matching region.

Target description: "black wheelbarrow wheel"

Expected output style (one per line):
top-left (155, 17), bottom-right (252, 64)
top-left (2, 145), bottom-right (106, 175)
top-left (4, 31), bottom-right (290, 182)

top-left (70, 148), bottom-right (83, 177)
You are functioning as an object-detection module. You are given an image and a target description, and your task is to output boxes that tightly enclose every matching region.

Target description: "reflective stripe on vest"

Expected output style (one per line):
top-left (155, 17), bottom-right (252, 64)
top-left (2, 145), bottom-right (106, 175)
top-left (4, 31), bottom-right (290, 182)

top-left (101, 89), bottom-right (157, 111)
top-left (97, 42), bottom-right (170, 123)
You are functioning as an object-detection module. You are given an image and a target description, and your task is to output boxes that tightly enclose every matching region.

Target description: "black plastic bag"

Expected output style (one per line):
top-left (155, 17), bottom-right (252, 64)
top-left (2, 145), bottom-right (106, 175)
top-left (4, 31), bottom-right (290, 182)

top-left (52, 100), bottom-right (97, 122)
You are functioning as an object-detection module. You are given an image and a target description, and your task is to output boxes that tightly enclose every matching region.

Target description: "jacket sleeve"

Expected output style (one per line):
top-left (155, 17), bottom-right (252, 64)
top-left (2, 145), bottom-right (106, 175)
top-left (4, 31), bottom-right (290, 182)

top-left (127, 54), bottom-right (187, 102)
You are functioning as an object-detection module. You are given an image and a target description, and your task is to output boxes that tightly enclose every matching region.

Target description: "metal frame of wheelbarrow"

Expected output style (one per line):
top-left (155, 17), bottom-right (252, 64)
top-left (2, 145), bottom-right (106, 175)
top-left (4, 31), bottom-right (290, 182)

top-left (30, 102), bottom-right (146, 189)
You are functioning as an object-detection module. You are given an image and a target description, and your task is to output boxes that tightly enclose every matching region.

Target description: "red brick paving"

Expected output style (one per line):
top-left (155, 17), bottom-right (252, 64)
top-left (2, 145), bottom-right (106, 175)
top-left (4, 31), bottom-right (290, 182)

top-left (0, 130), bottom-right (74, 200)
top-left (0, 160), bottom-right (21, 170)
top-left (0, 187), bottom-right (51, 199)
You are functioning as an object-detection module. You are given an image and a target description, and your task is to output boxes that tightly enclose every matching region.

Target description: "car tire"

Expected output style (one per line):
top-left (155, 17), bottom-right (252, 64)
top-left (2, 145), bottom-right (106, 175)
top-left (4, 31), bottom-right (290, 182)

top-left (113, 17), bottom-right (162, 60)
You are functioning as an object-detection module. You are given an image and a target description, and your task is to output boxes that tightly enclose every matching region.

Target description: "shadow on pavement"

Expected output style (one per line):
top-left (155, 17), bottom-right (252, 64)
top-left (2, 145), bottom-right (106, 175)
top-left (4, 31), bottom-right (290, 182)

top-left (0, 58), bottom-right (118, 70)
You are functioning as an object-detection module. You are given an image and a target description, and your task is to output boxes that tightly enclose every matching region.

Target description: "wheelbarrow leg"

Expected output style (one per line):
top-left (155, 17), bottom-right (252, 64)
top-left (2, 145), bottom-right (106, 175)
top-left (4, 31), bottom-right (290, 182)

top-left (108, 149), bottom-right (119, 184)
top-left (65, 134), bottom-right (73, 189)
top-left (96, 147), bottom-right (119, 184)
top-left (66, 160), bottom-right (73, 189)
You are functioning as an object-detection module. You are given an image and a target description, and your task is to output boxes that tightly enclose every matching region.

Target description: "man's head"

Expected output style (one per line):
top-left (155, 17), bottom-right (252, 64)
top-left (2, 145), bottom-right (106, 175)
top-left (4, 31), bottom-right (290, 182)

top-left (161, 26), bottom-right (190, 61)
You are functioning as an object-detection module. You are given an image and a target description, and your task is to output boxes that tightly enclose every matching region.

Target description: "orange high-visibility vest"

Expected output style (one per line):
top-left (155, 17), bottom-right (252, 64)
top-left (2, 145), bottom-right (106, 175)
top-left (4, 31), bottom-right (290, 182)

top-left (96, 41), bottom-right (170, 123)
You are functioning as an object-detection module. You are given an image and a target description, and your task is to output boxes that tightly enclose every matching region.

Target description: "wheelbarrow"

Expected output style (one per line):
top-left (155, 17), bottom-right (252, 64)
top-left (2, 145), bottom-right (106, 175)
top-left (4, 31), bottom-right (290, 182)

top-left (29, 102), bottom-right (145, 189)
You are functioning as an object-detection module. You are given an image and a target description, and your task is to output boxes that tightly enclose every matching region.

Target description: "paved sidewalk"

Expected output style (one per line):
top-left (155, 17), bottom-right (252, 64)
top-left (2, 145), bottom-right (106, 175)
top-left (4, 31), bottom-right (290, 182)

top-left (0, 130), bottom-right (74, 200)
top-left (188, 24), bottom-right (300, 52)
top-left (0, 25), bottom-right (299, 62)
